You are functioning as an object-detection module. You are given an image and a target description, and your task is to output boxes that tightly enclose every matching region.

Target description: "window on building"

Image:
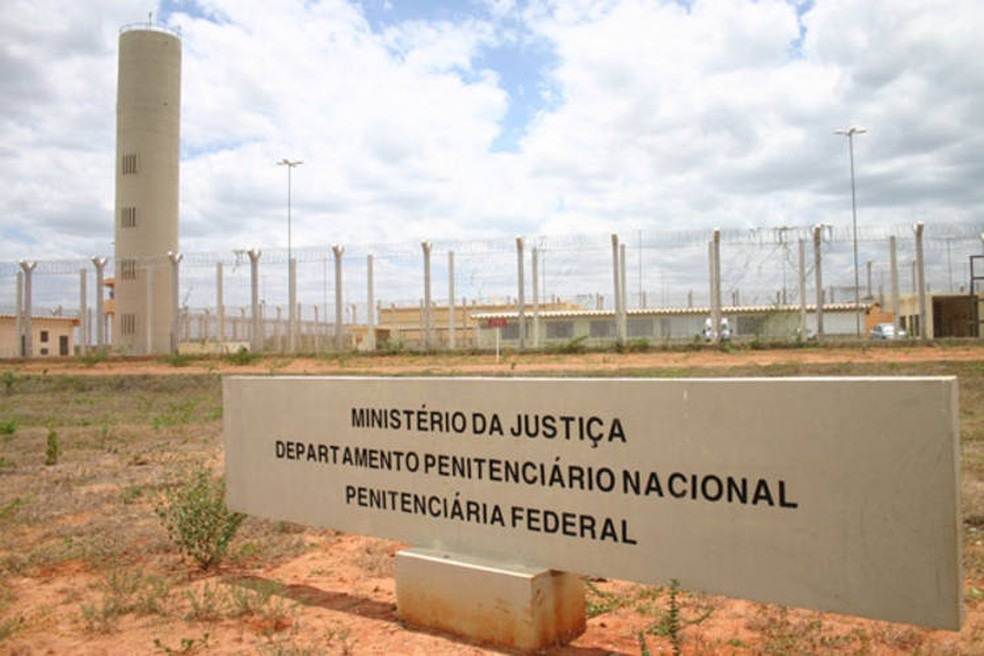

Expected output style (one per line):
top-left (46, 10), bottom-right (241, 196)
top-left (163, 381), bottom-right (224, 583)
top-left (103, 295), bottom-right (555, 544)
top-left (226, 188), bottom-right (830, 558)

top-left (737, 316), bottom-right (764, 336)
top-left (546, 321), bottom-right (573, 340)
top-left (40, 330), bottom-right (49, 343)
top-left (500, 322), bottom-right (519, 340)
top-left (120, 259), bottom-right (137, 280)
top-left (590, 320), bottom-right (614, 338)
top-left (121, 313), bottom-right (137, 335)
top-left (40, 348), bottom-right (49, 356)
top-left (122, 153), bottom-right (138, 174)
top-left (121, 206), bottom-right (136, 228)
top-left (627, 317), bottom-right (654, 338)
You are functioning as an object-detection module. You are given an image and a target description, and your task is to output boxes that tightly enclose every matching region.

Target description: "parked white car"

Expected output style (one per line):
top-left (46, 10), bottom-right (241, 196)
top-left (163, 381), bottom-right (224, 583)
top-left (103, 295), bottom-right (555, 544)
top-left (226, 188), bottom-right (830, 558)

top-left (869, 323), bottom-right (906, 340)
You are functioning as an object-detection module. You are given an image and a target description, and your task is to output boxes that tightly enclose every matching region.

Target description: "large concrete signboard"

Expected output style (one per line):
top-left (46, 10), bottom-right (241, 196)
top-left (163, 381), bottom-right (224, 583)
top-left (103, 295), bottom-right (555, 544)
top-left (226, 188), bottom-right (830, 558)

top-left (224, 376), bottom-right (961, 629)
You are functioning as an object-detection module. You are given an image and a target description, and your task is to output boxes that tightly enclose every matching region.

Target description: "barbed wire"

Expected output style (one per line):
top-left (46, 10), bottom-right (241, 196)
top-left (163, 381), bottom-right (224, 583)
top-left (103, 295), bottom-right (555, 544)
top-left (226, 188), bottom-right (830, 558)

top-left (1, 221), bottom-right (979, 275)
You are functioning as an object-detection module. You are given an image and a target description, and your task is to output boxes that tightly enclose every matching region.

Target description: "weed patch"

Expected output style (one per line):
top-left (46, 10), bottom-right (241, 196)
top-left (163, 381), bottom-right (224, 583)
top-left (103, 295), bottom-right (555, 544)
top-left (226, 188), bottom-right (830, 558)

top-left (155, 466), bottom-right (245, 570)
top-left (2, 371), bottom-right (16, 395)
top-left (639, 580), bottom-right (713, 656)
top-left (77, 351), bottom-right (109, 368)
top-left (551, 335), bottom-right (588, 354)
top-left (44, 427), bottom-right (60, 465)
top-left (184, 582), bottom-right (226, 622)
top-left (583, 579), bottom-right (631, 618)
top-left (81, 567), bottom-right (174, 633)
top-left (225, 347), bottom-right (259, 366)
top-left (0, 498), bottom-right (25, 524)
top-left (153, 632), bottom-right (210, 654)
top-left (0, 615), bottom-right (23, 642)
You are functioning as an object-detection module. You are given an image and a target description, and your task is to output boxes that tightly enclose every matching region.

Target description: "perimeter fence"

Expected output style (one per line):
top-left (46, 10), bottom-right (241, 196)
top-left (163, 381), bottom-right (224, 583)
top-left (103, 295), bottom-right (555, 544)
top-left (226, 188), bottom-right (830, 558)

top-left (1, 221), bottom-right (981, 355)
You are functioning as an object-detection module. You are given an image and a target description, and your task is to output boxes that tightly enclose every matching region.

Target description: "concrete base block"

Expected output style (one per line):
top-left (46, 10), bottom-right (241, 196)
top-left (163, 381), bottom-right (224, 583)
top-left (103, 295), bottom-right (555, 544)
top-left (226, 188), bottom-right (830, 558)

top-left (396, 548), bottom-right (586, 652)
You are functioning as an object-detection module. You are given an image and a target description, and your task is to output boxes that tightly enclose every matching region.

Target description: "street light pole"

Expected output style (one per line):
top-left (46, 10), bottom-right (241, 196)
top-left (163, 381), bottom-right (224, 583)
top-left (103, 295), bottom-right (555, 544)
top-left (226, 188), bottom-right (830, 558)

top-left (277, 158), bottom-right (303, 262)
top-left (834, 127), bottom-right (866, 337)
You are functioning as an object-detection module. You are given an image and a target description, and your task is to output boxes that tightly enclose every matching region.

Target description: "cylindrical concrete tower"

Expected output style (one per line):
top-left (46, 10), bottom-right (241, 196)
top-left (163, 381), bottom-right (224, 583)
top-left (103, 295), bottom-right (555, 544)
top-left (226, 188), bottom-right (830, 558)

top-left (113, 23), bottom-right (181, 354)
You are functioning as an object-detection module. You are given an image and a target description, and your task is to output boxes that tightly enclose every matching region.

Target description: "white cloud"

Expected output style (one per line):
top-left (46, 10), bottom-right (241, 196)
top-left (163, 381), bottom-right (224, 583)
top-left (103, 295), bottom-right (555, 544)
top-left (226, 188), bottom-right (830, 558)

top-left (0, 0), bottom-right (981, 303)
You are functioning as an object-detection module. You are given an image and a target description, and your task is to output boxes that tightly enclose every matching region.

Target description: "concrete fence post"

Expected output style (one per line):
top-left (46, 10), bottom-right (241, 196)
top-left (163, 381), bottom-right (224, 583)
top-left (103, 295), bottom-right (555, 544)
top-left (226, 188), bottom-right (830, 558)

top-left (611, 234), bottom-right (622, 345)
top-left (333, 244), bottom-right (344, 351)
top-left (15, 271), bottom-right (23, 357)
top-left (91, 257), bottom-right (108, 351)
top-left (19, 261), bottom-right (36, 358)
top-left (798, 238), bottom-right (807, 339)
top-left (422, 241), bottom-right (432, 351)
top-left (619, 242), bottom-right (628, 343)
top-left (79, 268), bottom-right (88, 355)
top-left (914, 222), bottom-right (928, 341)
top-left (448, 250), bottom-right (456, 351)
top-left (890, 236), bottom-right (900, 333)
top-left (532, 247), bottom-right (540, 348)
top-left (288, 257), bottom-right (297, 353)
top-left (367, 254), bottom-right (376, 352)
top-left (813, 226), bottom-right (824, 341)
top-left (709, 228), bottom-right (721, 343)
top-left (168, 251), bottom-right (183, 354)
top-left (216, 261), bottom-right (225, 346)
top-left (517, 237), bottom-right (526, 350)
top-left (248, 249), bottom-right (262, 352)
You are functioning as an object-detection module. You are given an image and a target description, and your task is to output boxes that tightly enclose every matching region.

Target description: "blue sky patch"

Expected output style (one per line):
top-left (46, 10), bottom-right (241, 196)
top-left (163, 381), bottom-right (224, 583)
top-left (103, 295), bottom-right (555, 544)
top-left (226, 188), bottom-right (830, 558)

top-left (358, 0), bottom-right (558, 152)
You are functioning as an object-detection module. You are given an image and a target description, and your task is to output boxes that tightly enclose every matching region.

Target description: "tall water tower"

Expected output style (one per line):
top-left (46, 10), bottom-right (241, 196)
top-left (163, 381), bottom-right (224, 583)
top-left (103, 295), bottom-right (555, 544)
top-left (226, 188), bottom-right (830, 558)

top-left (113, 20), bottom-right (181, 354)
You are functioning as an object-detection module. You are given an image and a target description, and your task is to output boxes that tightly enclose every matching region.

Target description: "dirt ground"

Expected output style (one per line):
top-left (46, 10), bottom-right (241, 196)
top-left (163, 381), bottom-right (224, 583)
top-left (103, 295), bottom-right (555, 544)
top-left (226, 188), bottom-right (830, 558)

top-left (2, 343), bottom-right (984, 655)
top-left (11, 341), bottom-right (984, 377)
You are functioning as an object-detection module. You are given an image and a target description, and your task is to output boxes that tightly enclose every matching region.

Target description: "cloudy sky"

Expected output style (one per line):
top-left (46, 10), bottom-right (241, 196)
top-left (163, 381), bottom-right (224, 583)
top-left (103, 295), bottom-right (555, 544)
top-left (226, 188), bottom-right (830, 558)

top-left (1, 0), bottom-right (982, 269)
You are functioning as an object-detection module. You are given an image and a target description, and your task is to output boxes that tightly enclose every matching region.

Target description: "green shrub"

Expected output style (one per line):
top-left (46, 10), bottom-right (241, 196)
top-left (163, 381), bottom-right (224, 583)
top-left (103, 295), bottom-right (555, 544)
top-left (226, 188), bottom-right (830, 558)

top-left (0, 419), bottom-right (16, 439)
top-left (553, 335), bottom-right (588, 354)
top-left (154, 466), bottom-right (245, 570)
top-left (2, 371), bottom-right (15, 395)
top-left (379, 338), bottom-right (406, 354)
top-left (225, 346), bottom-right (258, 366)
top-left (44, 428), bottom-right (60, 466)
top-left (77, 350), bottom-right (108, 368)
top-left (161, 352), bottom-right (192, 368)
top-left (0, 616), bottom-right (24, 642)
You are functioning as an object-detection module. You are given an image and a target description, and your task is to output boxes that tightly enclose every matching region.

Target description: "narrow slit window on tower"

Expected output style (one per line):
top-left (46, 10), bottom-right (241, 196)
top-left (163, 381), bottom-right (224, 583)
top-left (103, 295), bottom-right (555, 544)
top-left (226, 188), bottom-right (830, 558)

top-left (121, 206), bottom-right (137, 228)
top-left (122, 153), bottom-right (138, 174)
top-left (121, 313), bottom-right (137, 336)
top-left (120, 259), bottom-right (137, 280)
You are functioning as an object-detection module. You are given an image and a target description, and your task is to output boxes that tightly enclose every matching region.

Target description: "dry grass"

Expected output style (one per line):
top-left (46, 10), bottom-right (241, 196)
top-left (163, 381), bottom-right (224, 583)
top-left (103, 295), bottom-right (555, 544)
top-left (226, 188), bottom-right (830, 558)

top-left (0, 356), bottom-right (982, 654)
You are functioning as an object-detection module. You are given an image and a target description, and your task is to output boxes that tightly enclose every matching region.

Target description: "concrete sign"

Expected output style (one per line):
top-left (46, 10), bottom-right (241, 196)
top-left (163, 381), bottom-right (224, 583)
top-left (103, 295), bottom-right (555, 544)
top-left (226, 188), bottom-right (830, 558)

top-left (224, 376), bottom-right (961, 629)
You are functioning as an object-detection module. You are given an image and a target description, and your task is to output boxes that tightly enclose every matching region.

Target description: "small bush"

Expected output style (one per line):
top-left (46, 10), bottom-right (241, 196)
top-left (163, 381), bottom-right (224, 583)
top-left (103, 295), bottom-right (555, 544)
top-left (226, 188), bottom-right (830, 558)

top-left (44, 428), bottom-right (60, 466)
top-left (553, 335), bottom-right (588, 354)
top-left (2, 371), bottom-right (15, 395)
top-left (153, 633), bottom-right (210, 654)
top-left (155, 466), bottom-right (245, 570)
top-left (77, 350), bottom-right (108, 368)
top-left (81, 567), bottom-right (174, 633)
top-left (0, 615), bottom-right (23, 642)
top-left (0, 419), bottom-right (16, 439)
top-left (161, 353), bottom-right (192, 368)
top-left (225, 346), bottom-right (258, 366)
top-left (378, 338), bottom-right (406, 354)
top-left (184, 582), bottom-right (227, 621)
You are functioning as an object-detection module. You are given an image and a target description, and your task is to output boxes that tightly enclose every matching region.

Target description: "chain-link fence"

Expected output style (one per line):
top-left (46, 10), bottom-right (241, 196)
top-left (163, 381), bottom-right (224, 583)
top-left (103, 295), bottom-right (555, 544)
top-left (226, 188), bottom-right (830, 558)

top-left (1, 221), bottom-right (981, 356)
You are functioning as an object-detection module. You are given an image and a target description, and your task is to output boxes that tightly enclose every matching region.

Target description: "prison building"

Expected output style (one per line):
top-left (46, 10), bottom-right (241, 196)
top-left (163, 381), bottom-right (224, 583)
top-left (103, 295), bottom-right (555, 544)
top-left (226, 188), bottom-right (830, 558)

top-left (0, 315), bottom-right (79, 359)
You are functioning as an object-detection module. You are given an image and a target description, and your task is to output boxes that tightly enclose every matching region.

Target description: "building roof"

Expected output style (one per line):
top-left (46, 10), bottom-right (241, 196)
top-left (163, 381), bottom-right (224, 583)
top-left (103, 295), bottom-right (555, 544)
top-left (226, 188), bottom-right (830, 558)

top-left (0, 314), bottom-right (81, 325)
top-left (471, 303), bottom-right (873, 320)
